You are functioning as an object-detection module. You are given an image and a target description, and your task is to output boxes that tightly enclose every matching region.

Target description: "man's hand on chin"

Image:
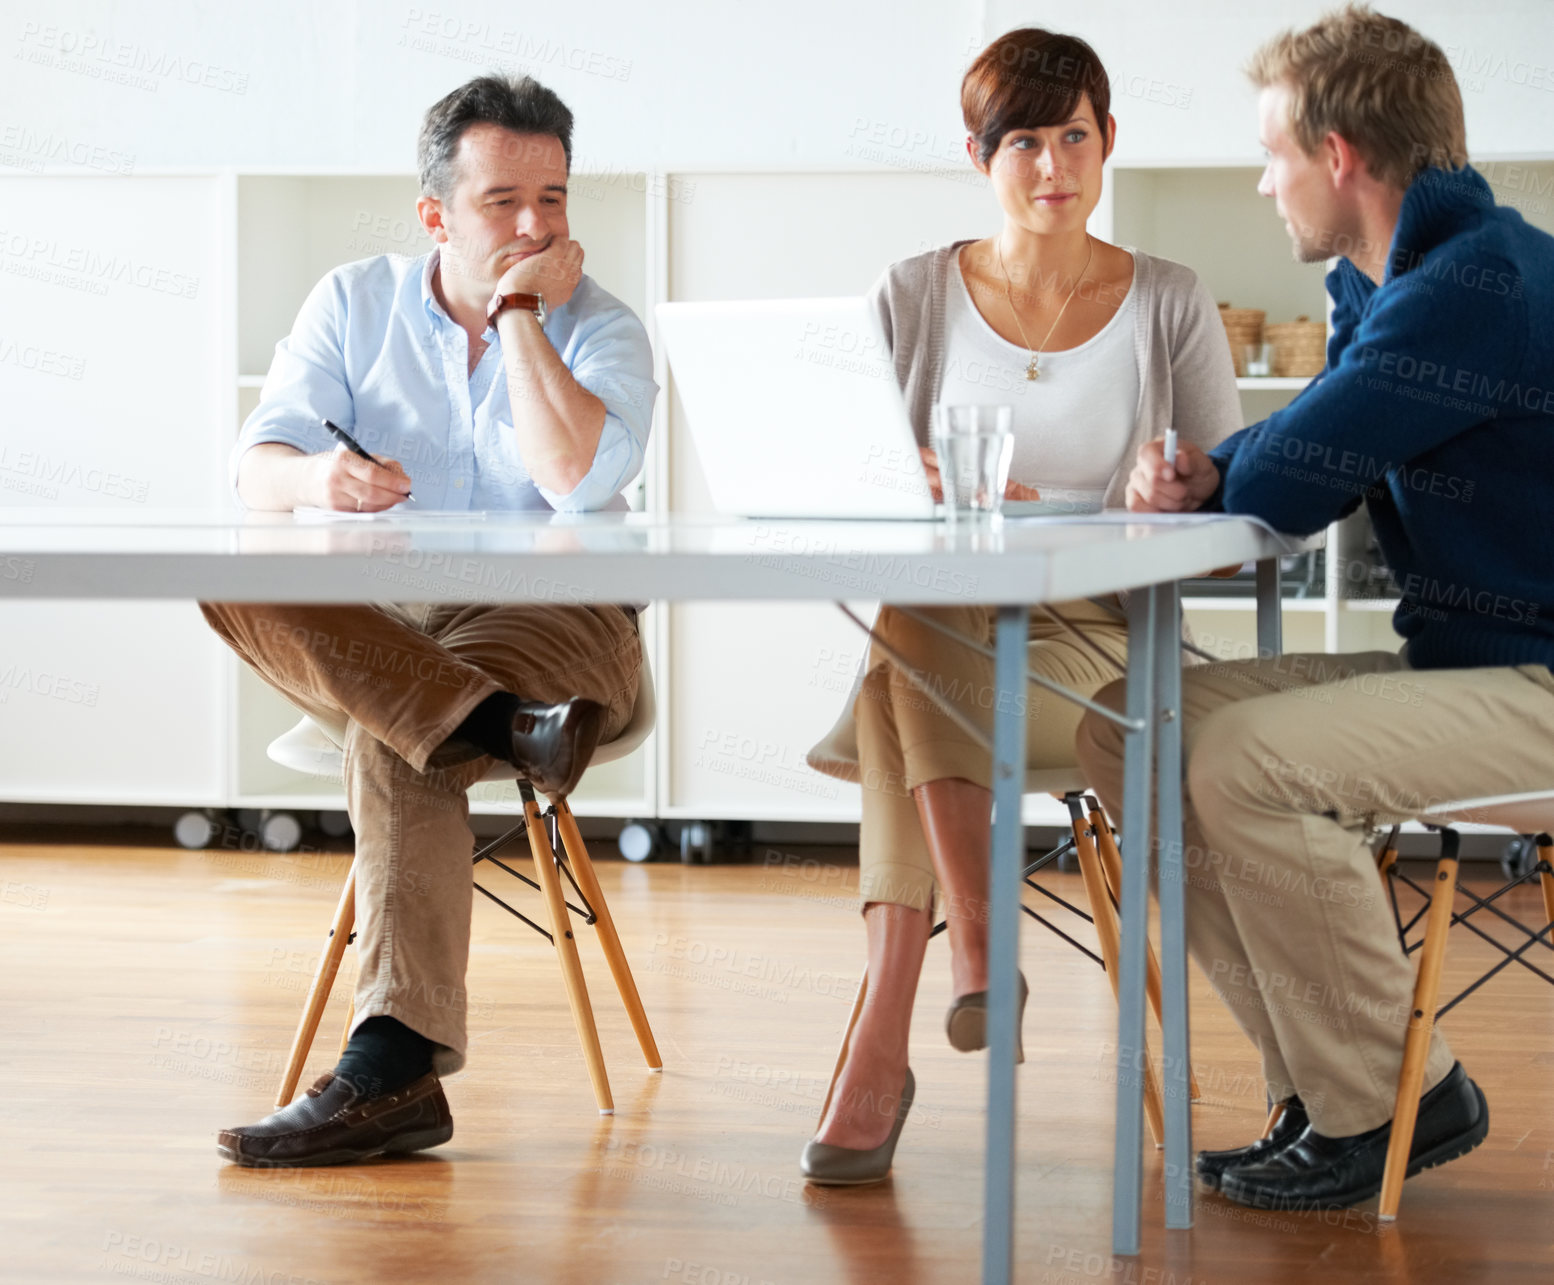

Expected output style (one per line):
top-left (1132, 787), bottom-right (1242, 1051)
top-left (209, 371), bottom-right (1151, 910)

top-left (496, 238), bottom-right (584, 312)
top-left (1126, 436), bottom-right (1222, 513)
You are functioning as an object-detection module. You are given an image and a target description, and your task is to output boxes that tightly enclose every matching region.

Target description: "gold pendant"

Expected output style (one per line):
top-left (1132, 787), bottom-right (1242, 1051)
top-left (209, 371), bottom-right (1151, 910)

top-left (1026, 358), bottom-right (1039, 381)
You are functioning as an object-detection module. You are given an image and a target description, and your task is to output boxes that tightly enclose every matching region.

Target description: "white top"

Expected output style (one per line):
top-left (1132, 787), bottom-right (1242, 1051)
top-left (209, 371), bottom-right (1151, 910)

top-left (940, 253), bottom-right (1140, 512)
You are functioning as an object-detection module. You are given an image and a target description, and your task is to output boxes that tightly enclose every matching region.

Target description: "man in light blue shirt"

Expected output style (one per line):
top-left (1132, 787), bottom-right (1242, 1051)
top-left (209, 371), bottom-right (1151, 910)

top-left (200, 74), bottom-right (656, 1167)
top-left (231, 203), bottom-right (654, 512)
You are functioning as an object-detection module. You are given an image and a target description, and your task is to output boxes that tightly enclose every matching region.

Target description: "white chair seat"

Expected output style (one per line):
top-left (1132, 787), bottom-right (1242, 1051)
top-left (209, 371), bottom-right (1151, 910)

top-left (1025, 767), bottom-right (1090, 797)
top-left (1421, 789), bottom-right (1554, 836)
top-left (267, 649), bottom-right (656, 784)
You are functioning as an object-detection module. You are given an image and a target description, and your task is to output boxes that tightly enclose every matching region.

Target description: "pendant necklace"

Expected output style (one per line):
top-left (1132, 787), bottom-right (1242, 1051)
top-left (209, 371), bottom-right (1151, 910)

top-left (997, 233), bottom-right (1094, 381)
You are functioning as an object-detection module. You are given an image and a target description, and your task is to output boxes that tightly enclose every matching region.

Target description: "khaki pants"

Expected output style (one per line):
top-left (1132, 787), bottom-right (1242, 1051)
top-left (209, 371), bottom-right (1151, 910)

top-left (1076, 649), bottom-right (1554, 1136)
top-left (199, 600), bottom-right (641, 1076)
top-left (856, 599), bottom-right (1129, 911)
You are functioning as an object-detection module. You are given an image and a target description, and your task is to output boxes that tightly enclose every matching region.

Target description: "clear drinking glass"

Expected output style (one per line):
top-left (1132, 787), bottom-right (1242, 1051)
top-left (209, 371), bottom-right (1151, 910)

top-left (1242, 343), bottom-right (1275, 378)
top-left (932, 404), bottom-right (1014, 519)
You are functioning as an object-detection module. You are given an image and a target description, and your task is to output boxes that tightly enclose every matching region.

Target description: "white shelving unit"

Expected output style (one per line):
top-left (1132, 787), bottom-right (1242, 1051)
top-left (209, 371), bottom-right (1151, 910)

top-left (3, 154), bottom-right (1550, 843)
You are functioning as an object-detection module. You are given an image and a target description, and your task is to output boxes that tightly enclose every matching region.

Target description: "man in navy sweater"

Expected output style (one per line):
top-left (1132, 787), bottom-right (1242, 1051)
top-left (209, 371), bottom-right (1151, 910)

top-left (1079, 6), bottom-right (1554, 1211)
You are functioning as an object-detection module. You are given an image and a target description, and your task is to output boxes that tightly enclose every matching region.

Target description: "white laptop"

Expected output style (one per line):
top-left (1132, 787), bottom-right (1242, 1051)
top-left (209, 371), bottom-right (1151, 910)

top-left (657, 297), bottom-right (935, 518)
top-left (656, 296), bottom-right (1098, 520)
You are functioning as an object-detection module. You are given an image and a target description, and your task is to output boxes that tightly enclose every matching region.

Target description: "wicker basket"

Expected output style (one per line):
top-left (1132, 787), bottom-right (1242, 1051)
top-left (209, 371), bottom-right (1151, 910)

top-left (1264, 316), bottom-right (1327, 378)
top-left (1217, 304), bottom-right (1265, 376)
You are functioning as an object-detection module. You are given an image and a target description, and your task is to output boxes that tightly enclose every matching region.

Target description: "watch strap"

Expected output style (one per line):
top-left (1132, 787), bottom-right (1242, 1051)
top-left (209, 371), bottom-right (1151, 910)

top-left (486, 291), bottom-right (545, 328)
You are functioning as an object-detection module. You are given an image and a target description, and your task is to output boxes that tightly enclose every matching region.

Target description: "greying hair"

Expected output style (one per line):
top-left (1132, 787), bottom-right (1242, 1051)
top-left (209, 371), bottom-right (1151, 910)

top-left (417, 74), bottom-right (574, 198)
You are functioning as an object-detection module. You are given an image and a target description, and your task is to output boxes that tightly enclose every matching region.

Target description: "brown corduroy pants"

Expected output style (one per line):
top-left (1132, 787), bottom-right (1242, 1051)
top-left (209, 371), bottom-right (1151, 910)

top-left (200, 600), bottom-right (641, 1075)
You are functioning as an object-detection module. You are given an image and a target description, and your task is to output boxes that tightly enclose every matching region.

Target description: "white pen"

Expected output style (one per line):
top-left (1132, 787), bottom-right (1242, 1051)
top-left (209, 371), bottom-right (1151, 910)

top-left (1162, 427), bottom-right (1178, 471)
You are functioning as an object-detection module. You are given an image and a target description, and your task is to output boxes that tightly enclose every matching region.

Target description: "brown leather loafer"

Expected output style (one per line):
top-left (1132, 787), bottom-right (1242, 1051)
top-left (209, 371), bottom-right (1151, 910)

top-left (216, 1072), bottom-right (453, 1167)
top-left (509, 697), bottom-right (606, 802)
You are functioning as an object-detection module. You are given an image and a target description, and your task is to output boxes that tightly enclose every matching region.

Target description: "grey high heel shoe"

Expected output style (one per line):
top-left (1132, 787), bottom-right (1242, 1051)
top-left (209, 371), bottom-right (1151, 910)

top-left (945, 970), bottom-right (1028, 1061)
top-left (800, 1067), bottom-right (915, 1186)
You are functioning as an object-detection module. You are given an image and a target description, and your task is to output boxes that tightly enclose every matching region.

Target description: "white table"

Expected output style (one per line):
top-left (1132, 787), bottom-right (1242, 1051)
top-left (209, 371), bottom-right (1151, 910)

top-left (0, 507), bottom-right (1306, 1277)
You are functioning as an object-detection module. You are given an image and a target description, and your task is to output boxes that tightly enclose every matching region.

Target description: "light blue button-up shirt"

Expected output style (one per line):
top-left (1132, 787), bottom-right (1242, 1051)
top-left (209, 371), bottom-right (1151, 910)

top-left (234, 248), bottom-right (657, 511)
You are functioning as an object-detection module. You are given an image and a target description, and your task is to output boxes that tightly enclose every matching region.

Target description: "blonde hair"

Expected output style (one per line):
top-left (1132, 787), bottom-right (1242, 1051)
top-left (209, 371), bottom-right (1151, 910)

top-left (1247, 4), bottom-right (1467, 188)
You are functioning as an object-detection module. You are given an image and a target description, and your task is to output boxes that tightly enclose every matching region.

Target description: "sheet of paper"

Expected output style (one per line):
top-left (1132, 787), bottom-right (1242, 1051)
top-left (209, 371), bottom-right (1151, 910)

top-left (292, 506), bottom-right (489, 523)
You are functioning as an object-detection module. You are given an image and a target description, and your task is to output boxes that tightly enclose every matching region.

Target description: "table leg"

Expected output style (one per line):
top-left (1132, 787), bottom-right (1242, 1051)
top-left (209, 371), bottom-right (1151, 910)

top-left (1112, 586), bottom-right (1157, 1256)
top-left (1153, 581), bottom-right (1193, 1228)
top-left (1256, 557), bottom-right (1282, 658)
top-left (982, 604), bottom-right (1028, 1285)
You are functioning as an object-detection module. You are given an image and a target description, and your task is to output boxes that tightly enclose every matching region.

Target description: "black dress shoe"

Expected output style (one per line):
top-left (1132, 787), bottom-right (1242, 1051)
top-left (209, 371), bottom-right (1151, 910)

top-left (216, 1072), bottom-right (453, 1168)
top-left (509, 697), bottom-right (606, 802)
top-left (1220, 1062), bottom-right (1488, 1211)
top-left (1195, 1095), bottom-right (1309, 1190)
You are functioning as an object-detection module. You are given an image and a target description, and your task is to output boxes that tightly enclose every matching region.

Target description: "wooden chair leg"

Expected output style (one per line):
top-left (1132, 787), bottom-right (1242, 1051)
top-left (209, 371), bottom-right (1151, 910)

top-left (554, 803), bottom-right (663, 1071)
top-left (339, 997), bottom-right (355, 1055)
top-left (1377, 827), bottom-right (1401, 878)
top-left (1538, 833), bottom-right (1554, 939)
top-left (523, 788), bottom-right (613, 1114)
top-left (1089, 803), bottom-right (1201, 1103)
top-left (1068, 801), bottom-right (1165, 1147)
top-left (817, 965), bottom-right (869, 1130)
top-left (1260, 1099), bottom-right (1286, 1140)
top-left (275, 860), bottom-right (356, 1108)
top-left (1379, 834), bottom-right (1459, 1221)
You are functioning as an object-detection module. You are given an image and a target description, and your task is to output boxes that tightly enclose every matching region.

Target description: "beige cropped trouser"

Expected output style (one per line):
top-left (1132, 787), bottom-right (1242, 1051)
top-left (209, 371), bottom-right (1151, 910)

top-left (1077, 649), bottom-right (1554, 1136)
top-left (200, 600), bottom-right (641, 1076)
top-left (855, 598), bottom-right (1129, 912)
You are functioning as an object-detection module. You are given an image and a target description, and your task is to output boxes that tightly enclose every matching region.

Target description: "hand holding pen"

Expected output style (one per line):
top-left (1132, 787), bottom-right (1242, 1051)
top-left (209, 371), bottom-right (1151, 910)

top-left (319, 418), bottom-right (414, 511)
top-left (1125, 428), bottom-right (1222, 513)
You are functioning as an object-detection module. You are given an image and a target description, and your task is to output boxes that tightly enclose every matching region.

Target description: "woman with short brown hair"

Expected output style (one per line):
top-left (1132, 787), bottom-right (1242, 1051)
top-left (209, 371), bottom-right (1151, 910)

top-left (801, 28), bottom-right (1241, 1184)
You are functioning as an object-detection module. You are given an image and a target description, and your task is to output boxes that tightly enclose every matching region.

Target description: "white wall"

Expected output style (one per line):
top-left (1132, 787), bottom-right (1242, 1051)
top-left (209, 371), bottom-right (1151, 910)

top-left (985, 0), bottom-right (1554, 163)
top-left (3, 1), bottom-right (1549, 175)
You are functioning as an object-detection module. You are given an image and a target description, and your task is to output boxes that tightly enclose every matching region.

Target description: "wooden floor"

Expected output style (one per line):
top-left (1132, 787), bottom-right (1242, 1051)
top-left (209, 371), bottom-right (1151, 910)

top-left (2, 830), bottom-right (1552, 1285)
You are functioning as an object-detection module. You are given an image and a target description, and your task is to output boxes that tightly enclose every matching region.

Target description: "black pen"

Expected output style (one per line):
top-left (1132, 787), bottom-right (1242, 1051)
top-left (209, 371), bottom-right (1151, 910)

top-left (322, 418), bottom-right (414, 502)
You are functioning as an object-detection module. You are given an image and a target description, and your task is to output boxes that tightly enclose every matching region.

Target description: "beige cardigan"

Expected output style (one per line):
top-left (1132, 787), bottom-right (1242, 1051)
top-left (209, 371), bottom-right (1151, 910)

top-left (806, 242), bottom-right (1243, 783)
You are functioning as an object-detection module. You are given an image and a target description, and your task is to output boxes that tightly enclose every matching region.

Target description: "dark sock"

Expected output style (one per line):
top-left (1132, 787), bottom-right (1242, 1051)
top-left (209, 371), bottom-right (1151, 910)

top-left (450, 691), bottom-right (522, 762)
top-left (333, 1016), bottom-right (435, 1097)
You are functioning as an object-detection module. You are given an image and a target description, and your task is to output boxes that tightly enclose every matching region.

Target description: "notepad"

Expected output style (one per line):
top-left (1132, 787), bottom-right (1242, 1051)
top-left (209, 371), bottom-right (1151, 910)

top-left (293, 506), bottom-right (490, 523)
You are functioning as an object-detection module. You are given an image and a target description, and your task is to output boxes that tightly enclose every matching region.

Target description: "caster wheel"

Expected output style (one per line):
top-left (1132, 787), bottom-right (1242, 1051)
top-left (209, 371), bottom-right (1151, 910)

top-left (1501, 836), bottom-right (1537, 882)
top-left (680, 821), bottom-right (713, 865)
top-left (618, 821), bottom-right (656, 863)
top-left (173, 810), bottom-right (218, 850)
top-left (260, 811), bottom-right (304, 853)
top-left (317, 811), bottom-right (353, 839)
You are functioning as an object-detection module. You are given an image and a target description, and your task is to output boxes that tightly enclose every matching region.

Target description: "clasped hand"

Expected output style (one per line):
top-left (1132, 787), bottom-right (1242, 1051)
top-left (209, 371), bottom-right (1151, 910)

top-left (495, 237), bottom-right (585, 311)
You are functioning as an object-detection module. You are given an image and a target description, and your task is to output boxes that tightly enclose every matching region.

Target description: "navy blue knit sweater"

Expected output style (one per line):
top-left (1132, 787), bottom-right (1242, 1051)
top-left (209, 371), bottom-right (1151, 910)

top-left (1208, 164), bottom-right (1554, 672)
